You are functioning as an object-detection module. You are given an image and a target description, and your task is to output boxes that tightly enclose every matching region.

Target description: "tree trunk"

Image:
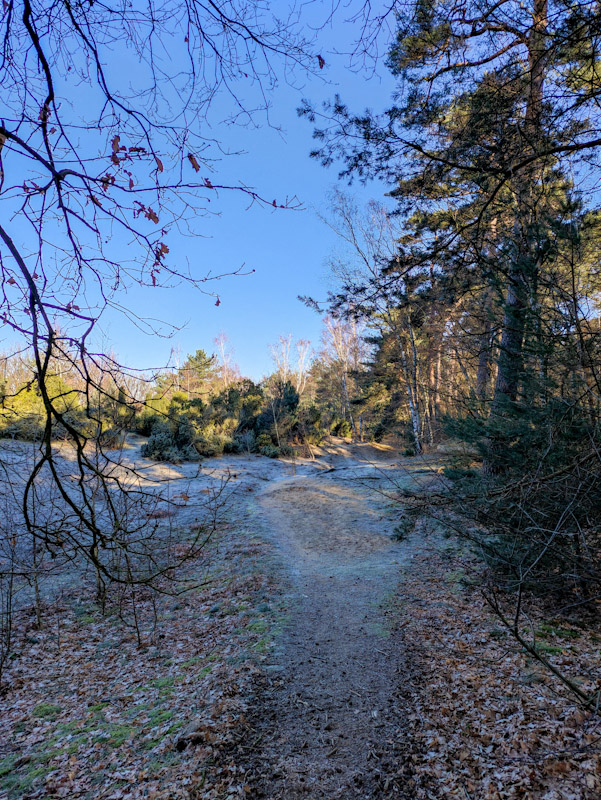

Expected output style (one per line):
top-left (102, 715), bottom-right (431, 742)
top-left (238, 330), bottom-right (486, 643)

top-left (492, 264), bottom-right (529, 406)
top-left (341, 368), bottom-right (357, 438)
top-left (399, 340), bottom-right (422, 454)
top-left (491, 0), bottom-right (547, 414)
top-left (386, 312), bottom-right (422, 454)
top-left (476, 290), bottom-right (494, 405)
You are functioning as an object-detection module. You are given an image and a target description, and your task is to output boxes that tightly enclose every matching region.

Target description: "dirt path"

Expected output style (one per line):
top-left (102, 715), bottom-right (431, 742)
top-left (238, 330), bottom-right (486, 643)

top-left (1, 435), bottom-right (427, 797)
top-left (239, 447), bottom-right (417, 798)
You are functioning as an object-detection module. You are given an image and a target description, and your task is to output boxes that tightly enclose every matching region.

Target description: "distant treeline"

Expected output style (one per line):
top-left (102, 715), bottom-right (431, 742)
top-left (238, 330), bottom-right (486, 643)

top-left (0, 322), bottom-right (373, 461)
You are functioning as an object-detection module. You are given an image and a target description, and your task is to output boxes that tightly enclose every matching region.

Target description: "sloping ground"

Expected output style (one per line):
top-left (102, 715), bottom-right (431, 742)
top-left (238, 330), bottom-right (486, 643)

top-left (238, 475), bottom-right (416, 798)
top-left (388, 538), bottom-right (601, 799)
top-left (0, 508), bottom-right (281, 800)
top-left (2, 437), bottom-right (600, 799)
top-left (223, 446), bottom-right (600, 800)
top-left (0, 439), bottom-right (295, 800)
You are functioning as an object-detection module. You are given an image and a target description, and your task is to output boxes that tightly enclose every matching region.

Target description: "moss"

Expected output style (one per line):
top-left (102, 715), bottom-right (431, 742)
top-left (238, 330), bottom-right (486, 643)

top-left (0, 755), bottom-right (16, 778)
top-left (247, 619), bottom-right (268, 634)
top-left (149, 709), bottom-right (173, 726)
top-left (32, 703), bottom-right (61, 720)
top-left (152, 676), bottom-right (174, 690)
top-left (181, 656), bottom-right (201, 668)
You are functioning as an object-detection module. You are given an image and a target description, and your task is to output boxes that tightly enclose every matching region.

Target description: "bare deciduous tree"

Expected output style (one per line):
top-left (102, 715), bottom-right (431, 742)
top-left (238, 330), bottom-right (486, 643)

top-left (0, 0), bottom-right (318, 668)
top-left (294, 338), bottom-right (312, 396)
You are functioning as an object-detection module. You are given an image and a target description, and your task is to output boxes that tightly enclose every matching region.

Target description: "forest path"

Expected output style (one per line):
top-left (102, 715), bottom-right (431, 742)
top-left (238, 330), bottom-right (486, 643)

top-left (239, 444), bottom-right (419, 799)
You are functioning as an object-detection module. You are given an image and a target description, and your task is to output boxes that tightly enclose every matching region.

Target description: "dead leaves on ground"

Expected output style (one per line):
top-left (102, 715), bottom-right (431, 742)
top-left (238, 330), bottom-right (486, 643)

top-left (0, 531), bottom-right (280, 800)
top-left (393, 539), bottom-right (601, 799)
top-left (2, 503), bottom-right (601, 799)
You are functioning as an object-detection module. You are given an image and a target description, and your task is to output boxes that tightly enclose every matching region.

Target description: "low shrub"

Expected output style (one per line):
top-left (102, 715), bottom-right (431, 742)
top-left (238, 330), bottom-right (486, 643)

top-left (234, 430), bottom-right (256, 453)
top-left (331, 419), bottom-right (353, 438)
top-left (97, 427), bottom-right (126, 449)
top-left (0, 413), bottom-right (45, 441)
top-left (259, 444), bottom-right (280, 458)
top-left (255, 432), bottom-right (274, 449)
top-left (141, 423), bottom-right (200, 463)
top-left (195, 435), bottom-right (223, 457)
top-left (135, 410), bottom-right (162, 437)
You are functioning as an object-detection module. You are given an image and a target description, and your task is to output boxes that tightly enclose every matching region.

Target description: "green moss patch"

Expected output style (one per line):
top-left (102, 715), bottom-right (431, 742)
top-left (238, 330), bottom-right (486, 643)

top-left (32, 703), bottom-right (62, 720)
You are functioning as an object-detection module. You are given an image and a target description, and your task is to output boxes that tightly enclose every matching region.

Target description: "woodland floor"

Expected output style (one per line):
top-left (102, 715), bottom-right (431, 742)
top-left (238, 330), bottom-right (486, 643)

top-left (1, 438), bottom-right (600, 799)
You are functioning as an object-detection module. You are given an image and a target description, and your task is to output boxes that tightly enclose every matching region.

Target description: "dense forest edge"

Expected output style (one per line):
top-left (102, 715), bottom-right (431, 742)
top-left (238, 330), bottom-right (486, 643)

top-left (0, 323), bottom-right (369, 462)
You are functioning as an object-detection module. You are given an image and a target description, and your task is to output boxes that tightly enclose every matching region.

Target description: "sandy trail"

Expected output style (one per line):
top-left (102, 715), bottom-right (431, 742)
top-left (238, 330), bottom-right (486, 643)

top-left (2, 434), bottom-right (423, 796)
top-left (240, 446), bottom-right (416, 799)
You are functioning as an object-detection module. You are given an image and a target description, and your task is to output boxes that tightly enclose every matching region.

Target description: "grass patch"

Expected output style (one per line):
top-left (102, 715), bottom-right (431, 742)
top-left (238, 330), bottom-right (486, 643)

top-left (32, 703), bottom-right (61, 720)
top-left (57, 720), bottom-right (79, 733)
top-left (152, 676), bottom-right (174, 690)
top-left (2, 765), bottom-right (48, 796)
top-left (535, 643), bottom-right (566, 656)
top-left (367, 621), bottom-right (391, 639)
top-left (538, 622), bottom-right (582, 640)
top-left (247, 619), bottom-right (268, 634)
top-left (181, 656), bottom-right (201, 668)
top-left (36, 748), bottom-right (63, 765)
top-left (65, 740), bottom-right (85, 755)
top-left (167, 721), bottom-right (184, 734)
top-left (444, 569), bottom-right (466, 585)
top-left (108, 725), bottom-right (136, 747)
top-left (141, 738), bottom-right (162, 751)
top-left (0, 756), bottom-right (16, 778)
top-left (88, 702), bottom-right (109, 713)
top-left (149, 709), bottom-right (173, 726)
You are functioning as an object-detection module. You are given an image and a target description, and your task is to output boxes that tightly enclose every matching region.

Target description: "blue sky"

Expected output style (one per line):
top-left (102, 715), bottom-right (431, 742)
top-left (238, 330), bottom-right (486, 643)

top-left (97, 13), bottom-right (397, 381)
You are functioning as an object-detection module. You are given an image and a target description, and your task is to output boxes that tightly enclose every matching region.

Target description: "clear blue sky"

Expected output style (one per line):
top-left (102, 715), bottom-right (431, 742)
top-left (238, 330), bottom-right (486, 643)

top-left (97, 11), bottom-right (397, 381)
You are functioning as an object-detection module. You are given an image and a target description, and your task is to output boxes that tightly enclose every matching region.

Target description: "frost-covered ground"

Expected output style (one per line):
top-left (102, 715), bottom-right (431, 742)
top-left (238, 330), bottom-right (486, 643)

top-left (1, 437), bottom-right (598, 799)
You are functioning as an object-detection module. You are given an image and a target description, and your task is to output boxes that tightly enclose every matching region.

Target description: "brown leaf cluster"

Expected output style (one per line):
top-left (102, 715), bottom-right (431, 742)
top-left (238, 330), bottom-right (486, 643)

top-left (1, 531), bottom-right (280, 799)
top-left (392, 540), bottom-right (601, 799)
